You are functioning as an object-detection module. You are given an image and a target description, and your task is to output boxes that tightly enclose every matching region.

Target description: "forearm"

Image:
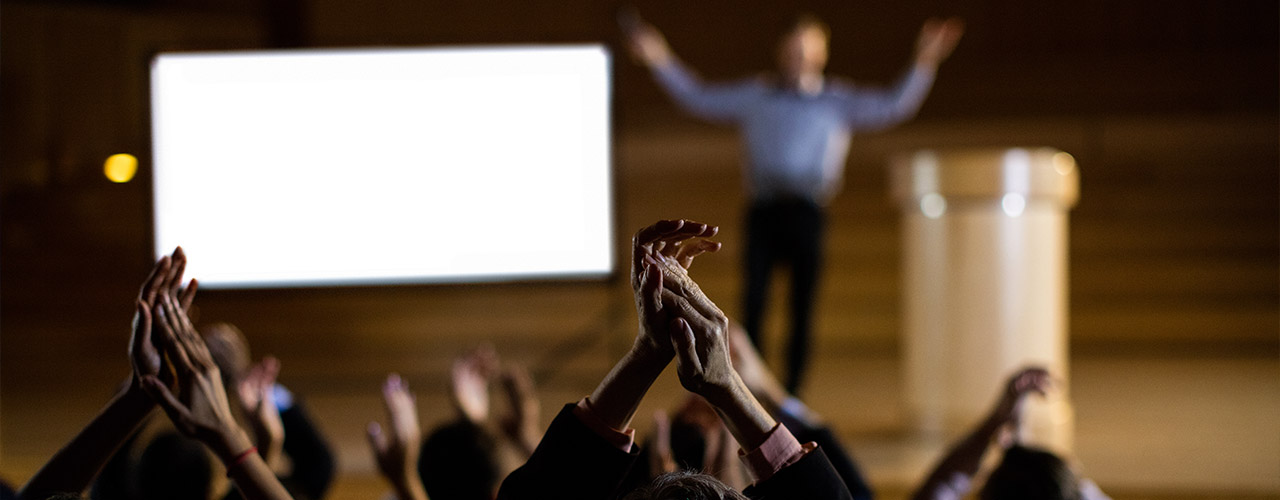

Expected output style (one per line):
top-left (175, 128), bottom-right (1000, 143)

top-left (708, 376), bottom-right (776, 452)
top-left (587, 345), bottom-right (671, 431)
top-left (910, 416), bottom-right (1002, 500)
top-left (21, 380), bottom-right (155, 499)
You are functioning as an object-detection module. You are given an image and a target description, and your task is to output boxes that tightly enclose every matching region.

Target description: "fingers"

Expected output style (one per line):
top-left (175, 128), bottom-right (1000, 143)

top-left (669, 317), bottom-right (703, 384)
top-left (660, 285), bottom-right (724, 334)
top-left (179, 278), bottom-right (199, 312)
top-left (639, 260), bottom-right (663, 320)
top-left (942, 17), bottom-right (966, 37)
top-left (164, 247), bottom-right (187, 296)
top-left (633, 219), bottom-right (687, 246)
top-left (153, 302), bottom-right (194, 373)
top-left (673, 239), bottom-right (722, 269)
top-left (139, 256), bottom-right (172, 304)
top-left (633, 220), bottom-right (717, 261)
top-left (161, 294), bottom-right (215, 369)
top-left (132, 301), bottom-right (152, 359)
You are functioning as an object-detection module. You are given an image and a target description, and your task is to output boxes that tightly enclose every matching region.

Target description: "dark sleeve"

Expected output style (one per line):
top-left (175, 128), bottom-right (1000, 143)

top-left (278, 403), bottom-right (335, 500)
top-left (90, 420), bottom-right (146, 500)
top-left (774, 408), bottom-right (874, 500)
top-left (496, 404), bottom-right (641, 500)
top-left (789, 425), bottom-right (874, 500)
top-left (742, 447), bottom-right (854, 500)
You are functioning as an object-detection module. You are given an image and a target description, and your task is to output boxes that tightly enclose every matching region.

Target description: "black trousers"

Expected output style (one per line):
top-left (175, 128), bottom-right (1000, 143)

top-left (742, 198), bottom-right (824, 394)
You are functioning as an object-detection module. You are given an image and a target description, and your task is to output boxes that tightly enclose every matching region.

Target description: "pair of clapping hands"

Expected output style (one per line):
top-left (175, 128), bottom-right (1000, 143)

top-left (130, 249), bottom-right (239, 451)
top-left (132, 250), bottom-right (290, 499)
top-left (631, 220), bottom-right (737, 400)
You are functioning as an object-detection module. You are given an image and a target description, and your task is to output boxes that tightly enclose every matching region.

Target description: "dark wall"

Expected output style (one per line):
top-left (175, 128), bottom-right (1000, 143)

top-left (1, 0), bottom-right (1276, 364)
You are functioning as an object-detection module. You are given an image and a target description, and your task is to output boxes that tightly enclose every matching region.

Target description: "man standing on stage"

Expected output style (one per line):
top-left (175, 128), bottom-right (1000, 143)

top-left (624, 13), bottom-right (963, 393)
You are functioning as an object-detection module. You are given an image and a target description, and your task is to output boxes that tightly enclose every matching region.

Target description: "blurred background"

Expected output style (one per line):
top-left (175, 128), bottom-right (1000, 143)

top-left (2, 0), bottom-right (1277, 498)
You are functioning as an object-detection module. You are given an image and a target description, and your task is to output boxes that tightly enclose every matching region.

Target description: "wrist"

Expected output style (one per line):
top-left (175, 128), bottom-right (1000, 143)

top-left (630, 337), bottom-right (674, 367)
top-left (211, 427), bottom-right (255, 465)
top-left (122, 377), bottom-right (157, 410)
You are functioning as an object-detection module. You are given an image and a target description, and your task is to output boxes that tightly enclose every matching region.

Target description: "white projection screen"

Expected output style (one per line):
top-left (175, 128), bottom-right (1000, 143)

top-left (151, 45), bottom-right (613, 288)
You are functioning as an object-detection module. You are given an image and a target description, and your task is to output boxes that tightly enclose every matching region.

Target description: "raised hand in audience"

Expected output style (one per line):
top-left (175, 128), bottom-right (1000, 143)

top-left (367, 373), bottom-right (428, 500)
top-left (499, 364), bottom-right (541, 457)
top-left (19, 249), bottom-right (194, 500)
top-left (239, 356), bottom-right (285, 472)
top-left (911, 366), bottom-right (1052, 500)
top-left (142, 292), bottom-right (293, 500)
top-left (452, 345), bottom-right (500, 424)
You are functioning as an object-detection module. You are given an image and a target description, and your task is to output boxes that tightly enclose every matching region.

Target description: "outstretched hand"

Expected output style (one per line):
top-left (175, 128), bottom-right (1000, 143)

top-left (239, 357), bottom-right (285, 470)
top-left (619, 9), bottom-right (673, 67)
top-left (631, 219), bottom-right (720, 360)
top-left (367, 373), bottom-right (427, 500)
top-left (915, 17), bottom-right (965, 67)
top-left (452, 345), bottom-right (499, 424)
top-left (989, 366), bottom-right (1051, 428)
top-left (499, 365), bottom-right (541, 457)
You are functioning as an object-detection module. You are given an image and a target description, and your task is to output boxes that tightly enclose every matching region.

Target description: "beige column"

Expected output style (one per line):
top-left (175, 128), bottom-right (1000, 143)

top-left (891, 148), bottom-right (1079, 453)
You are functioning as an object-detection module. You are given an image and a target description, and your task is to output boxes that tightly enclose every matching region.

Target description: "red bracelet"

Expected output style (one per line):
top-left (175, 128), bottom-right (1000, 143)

top-left (226, 446), bottom-right (258, 476)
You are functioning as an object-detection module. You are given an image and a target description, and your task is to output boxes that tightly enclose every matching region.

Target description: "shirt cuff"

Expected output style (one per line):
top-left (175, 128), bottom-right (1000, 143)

top-left (572, 397), bottom-right (636, 453)
top-left (738, 422), bottom-right (816, 483)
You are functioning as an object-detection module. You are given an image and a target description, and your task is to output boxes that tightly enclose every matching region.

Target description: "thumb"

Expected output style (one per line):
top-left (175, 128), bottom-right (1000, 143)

top-left (669, 317), bottom-right (701, 379)
top-left (367, 421), bottom-right (388, 454)
top-left (132, 301), bottom-right (151, 352)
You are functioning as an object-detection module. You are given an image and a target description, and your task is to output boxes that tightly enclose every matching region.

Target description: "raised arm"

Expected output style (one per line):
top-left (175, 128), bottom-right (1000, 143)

top-left (496, 219), bottom-right (719, 500)
top-left (142, 292), bottom-right (294, 500)
top-left (20, 249), bottom-right (196, 500)
top-left (622, 15), bottom-right (756, 122)
top-left (910, 367), bottom-right (1050, 500)
top-left (837, 18), bottom-right (963, 131)
top-left (367, 373), bottom-right (428, 500)
top-left (656, 236), bottom-right (853, 499)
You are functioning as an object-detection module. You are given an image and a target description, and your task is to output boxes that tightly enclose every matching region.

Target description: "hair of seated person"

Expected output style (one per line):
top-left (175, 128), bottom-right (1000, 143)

top-left (980, 445), bottom-right (1081, 500)
top-left (418, 419), bottom-right (500, 500)
top-left (623, 470), bottom-right (749, 500)
top-left (135, 432), bottom-right (215, 500)
top-left (201, 322), bottom-right (252, 386)
top-left (42, 494), bottom-right (85, 500)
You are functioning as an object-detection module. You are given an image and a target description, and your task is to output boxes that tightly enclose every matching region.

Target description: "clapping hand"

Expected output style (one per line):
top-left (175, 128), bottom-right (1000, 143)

top-left (131, 248), bottom-right (198, 389)
top-left (630, 219), bottom-right (720, 360)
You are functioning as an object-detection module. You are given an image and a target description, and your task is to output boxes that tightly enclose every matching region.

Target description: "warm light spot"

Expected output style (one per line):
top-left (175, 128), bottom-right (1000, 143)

top-left (1052, 152), bottom-right (1076, 176)
top-left (1002, 193), bottom-right (1026, 217)
top-left (104, 154), bottom-right (138, 183)
top-left (920, 193), bottom-right (947, 219)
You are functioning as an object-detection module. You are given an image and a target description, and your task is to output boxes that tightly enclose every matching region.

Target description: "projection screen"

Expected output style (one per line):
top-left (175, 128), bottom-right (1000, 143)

top-left (151, 46), bottom-right (612, 288)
